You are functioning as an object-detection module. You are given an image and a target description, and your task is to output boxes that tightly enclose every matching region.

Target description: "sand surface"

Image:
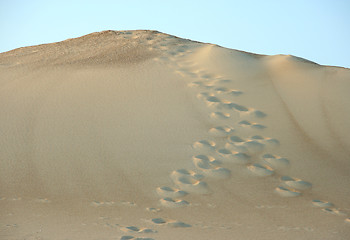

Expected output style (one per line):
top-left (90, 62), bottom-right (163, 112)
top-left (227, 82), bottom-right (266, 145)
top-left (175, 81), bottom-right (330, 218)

top-left (1, 30), bottom-right (350, 239)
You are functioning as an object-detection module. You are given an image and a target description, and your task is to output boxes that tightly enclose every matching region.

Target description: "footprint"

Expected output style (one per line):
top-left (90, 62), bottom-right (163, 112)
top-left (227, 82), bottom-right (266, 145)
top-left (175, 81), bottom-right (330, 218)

top-left (225, 142), bottom-right (249, 153)
top-left (170, 169), bottom-right (209, 194)
top-left (321, 208), bottom-right (347, 216)
top-left (196, 92), bottom-right (211, 100)
top-left (251, 135), bottom-right (280, 149)
top-left (151, 218), bottom-right (191, 228)
top-left (208, 126), bottom-right (234, 137)
top-left (121, 236), bottom-right (154, 240)
top-left (210, 112), bottom-right (230, 120)
top-left (216, 148), bottom-right (251, 164)
top-left (199, 73), bottom-right (214, 79)
top-left (264, 138), bottom-right (280, 147)
top-left (213, 87), bottom-right (243, 96)
top-left (156, 187), bottom-right (187, 198)
top-left (250, 110), bottom-right (267, 118)
top-left (226, 138), bottom-right (265, 155)
top-left (121, 226), bottom-right (157, 233)
top-left (170, 169), bottom-right (204, 181)
top-left (120, 201), bottom-right (137, 207)
top-left (120, 236), bottom-right (134, 240)
top-left (220, 102), bottom-right (249, 112)
top-left (159, 198), bottom-right (189, 208)
top-left (192, 155), bottom-right (231, 179)
top-left (247, 163), bottom-right (274, 177)
top-left (228, 135), bottom-right (245, 143)
top-left (192, 140), bottom-right (216, 152)
top-left (240, 140), bottom-right (265, 155)
top-left (312, 200), bottom-right (334, 208)
top-left (91, 201), bottom-right (116, 207)
top-left (238, 120), bottom-right (266, 130)
top-left (204, 95), bottom-right (222, 107)
top-left (146, 207), bottom-right (161, 213)
top-left (192, 155), bottom-right (221, 166)
top-left (213, 79), bottom-right (232, 85)
top-left (275, 186), bottom-right (301, 197)
top-left (228, 90), bottom-right (244, 96)
top-left (280, 176), bottom-right (312, 191)
top-left (151, 218), bottom-right (167, 225)
top-left (213, 87), bottom-right (230, 94)
top-left (261, 154), bottom-right (290, 169)
top-left (202, 84), bottom-right (216, 90)
top-left (188, 81), bottom-right (205, 88)
top-left (167, 221), bottom-right (192, 228)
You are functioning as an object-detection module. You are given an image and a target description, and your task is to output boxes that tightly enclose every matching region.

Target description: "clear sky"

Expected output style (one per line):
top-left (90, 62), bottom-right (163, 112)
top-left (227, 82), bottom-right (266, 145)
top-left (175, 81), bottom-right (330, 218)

top-left (1, 0), bottom-right (349, 68)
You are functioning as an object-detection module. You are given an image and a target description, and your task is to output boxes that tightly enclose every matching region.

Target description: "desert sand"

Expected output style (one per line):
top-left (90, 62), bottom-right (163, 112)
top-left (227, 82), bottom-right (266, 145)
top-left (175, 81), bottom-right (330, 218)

top-left (0, 30), bottom-right (349, 239)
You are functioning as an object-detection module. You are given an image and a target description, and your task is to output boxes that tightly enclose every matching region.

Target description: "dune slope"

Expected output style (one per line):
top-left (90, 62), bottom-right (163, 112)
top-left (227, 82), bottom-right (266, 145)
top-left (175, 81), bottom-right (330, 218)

top-left (0, 30), bottom-right (350, 240)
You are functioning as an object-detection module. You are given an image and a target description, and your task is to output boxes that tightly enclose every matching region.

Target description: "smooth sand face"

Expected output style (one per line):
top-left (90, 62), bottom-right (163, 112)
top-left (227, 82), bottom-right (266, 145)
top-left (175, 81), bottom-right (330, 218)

top-left (0, 30), bottom-right (350, 240)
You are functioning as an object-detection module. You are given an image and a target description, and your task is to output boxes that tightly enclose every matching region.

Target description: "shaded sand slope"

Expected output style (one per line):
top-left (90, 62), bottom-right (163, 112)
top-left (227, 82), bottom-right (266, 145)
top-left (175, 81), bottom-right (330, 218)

top-left (0, 30), bottom-right (349, 239)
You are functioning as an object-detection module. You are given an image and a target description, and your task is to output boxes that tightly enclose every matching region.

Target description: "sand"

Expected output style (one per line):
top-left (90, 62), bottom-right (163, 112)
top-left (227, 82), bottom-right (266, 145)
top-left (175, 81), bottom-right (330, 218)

top-left (0, 30), bottom-right (349, 239)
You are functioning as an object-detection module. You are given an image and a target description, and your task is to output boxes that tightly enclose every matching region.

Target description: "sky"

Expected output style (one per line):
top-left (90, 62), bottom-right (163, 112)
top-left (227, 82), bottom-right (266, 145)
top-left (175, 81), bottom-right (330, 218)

top-left (1, 0), bottom-right (349, 68)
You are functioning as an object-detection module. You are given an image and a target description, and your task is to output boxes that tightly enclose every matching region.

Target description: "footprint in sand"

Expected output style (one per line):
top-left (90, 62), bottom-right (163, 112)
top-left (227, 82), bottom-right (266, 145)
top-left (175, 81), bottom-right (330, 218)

top-left (216, 148), bottom-right (251, 165)
top-left (196, 93), bottom-right (251, 114)
top-left (280, 176), bottom-right (312, 191)
top-left (213, 79), bottom-right (233, 85)
top-left (312, 200), bottom-right (334, 208)
top-left (251, 135), bottom-right (280, 149)
top-left (227, 135), bottom-right (245, 143)
top-left (121, 236), bottom-right (155, 240)
top-left (321, 208), bottom-right (347, 216)
top-left (159, 198), bottom-right (190, 208)
top-left (250, 109), bottom-right (267, 118)
top-left (261, 154), bottom-right (290, 170)
top-left (272, 172), bottom-right (312, 199)
top-left (199, 93), bottom-right (222, 107)
top-left (170, 169), bottom-right (204, 181)
top-left (210, 112), bottom-right (231, 120)
top-left (198, 73), bottom-right (216, 79)
top-left (170, 169), bottom-right (209, 194)
top-left (226, 135), bottom-right (267, 155)
top-left (238, 120), bottom-right (266, 130)
top-left (121, 226), bottom-right (157, 234)
top-left (91, 201), bottom-right (116, 207)
top-left (220, 101), bottom-right (249, 112)
top-left (156, 186), bottom-right (187, 198)
top-left (192, 155), bottom-right (231, 179)
top-left (151, 218), bottom-right (191, 228)
top-left (240, 140), bottom-right (265, 155)
top-left (247, 163), bottom-right (275, 177)
top-left (192, 140), bottom-right (216, 153)
top-left (208, 126), bottom-right (234, 137)
top-left (188, 81), bottom-right (206, 88)
top-left (120, 201), bottom-right (137, 207)
top-left (146, 207), bottom-right (162, 213)
top-left (275, 186), bottom-right (302, 197)
top-left (213, 87), bottom-right (243, 96)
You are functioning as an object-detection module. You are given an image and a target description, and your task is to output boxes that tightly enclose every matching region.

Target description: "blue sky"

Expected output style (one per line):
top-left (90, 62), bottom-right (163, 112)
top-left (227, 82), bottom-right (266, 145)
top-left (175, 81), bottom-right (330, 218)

top-left (1, 0), bottom-right (349, 68)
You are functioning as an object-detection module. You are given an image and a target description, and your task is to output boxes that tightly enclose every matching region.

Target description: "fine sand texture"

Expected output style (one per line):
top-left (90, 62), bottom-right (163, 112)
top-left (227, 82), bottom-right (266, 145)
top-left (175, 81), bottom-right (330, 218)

top-left (1, 30), bottom-right (350, 239)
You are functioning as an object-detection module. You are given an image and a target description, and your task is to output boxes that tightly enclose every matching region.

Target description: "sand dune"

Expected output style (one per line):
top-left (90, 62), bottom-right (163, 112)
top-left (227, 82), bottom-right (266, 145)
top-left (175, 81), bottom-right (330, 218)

top-left (0, 30), bottom-right (349, 239)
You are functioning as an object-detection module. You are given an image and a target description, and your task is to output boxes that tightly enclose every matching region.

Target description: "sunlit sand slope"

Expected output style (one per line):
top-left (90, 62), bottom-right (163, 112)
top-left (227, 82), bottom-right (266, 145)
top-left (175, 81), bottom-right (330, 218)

top-left (1, 30), bottom-right (349, 240)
